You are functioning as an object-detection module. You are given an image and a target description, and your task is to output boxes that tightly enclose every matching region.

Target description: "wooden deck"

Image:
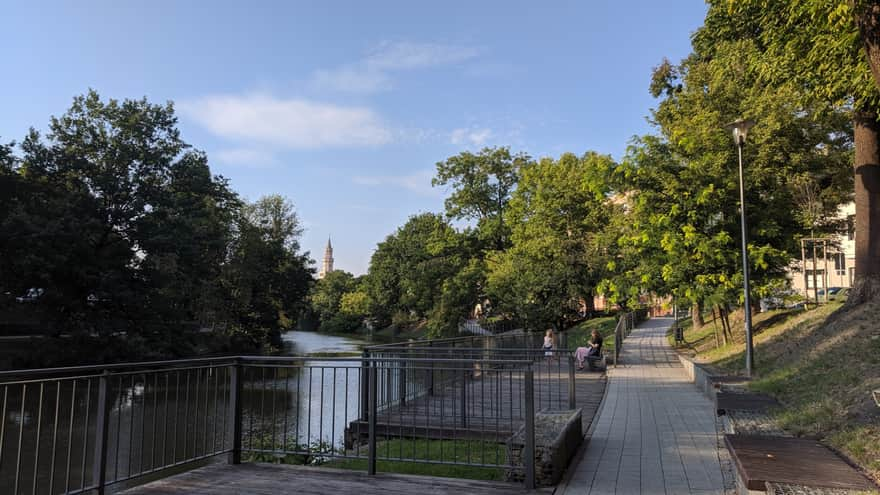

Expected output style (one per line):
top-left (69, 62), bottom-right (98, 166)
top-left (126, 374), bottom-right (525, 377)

top-left (120, 462), bottom-right (554, 494)
top-left (346, 361), bottom-right (606, 446)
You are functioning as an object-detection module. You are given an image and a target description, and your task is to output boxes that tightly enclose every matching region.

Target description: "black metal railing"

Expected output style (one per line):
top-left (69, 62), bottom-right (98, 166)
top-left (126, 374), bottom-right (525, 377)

top-left (612, 309), bottom-right (649, 366)
top-left (363, 347), bottom-right (576, 414)
top-left (0, 355), bottom-right (541, 494)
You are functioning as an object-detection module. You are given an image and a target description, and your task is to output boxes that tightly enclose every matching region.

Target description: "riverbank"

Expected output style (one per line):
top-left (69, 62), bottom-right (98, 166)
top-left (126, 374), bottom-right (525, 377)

top-left (671, 302), bottom-right (880, 483)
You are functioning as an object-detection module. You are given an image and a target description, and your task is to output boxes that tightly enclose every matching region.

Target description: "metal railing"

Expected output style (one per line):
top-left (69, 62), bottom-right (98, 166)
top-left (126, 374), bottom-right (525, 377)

top-left (363, 347), bottom-right (577, 415)
top-left (0, 355), bottom-right (540, 494)
top-left (0, 357), bottom-right (237, 495)
top-left (612, 309), bottom-right (649, 366)
top-left (458, 318), bottom-right (522, 336)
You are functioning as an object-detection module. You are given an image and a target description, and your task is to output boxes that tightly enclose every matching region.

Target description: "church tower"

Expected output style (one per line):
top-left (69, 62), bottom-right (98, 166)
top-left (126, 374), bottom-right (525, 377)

top-left (319, 237), bottom-right (334, 279)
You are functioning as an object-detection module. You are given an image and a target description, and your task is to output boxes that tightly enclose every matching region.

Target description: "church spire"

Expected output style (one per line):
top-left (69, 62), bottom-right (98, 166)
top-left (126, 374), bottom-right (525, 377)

top-left (319, 236), bottom-right (334, 279)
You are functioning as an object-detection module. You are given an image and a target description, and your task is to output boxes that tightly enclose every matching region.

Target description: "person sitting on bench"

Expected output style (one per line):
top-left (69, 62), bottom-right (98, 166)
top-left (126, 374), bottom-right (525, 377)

top-left (575, 330), bottom-right (604, 370)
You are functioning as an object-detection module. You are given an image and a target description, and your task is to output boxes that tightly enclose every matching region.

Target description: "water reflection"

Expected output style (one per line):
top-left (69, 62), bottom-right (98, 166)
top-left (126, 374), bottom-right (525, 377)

top-left (281, 330), bottom-right (367, 356)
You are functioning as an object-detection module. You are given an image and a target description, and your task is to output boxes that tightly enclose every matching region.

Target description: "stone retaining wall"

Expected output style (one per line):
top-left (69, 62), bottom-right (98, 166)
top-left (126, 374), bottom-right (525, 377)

top-left (506, 409), bottom-right (583, 486)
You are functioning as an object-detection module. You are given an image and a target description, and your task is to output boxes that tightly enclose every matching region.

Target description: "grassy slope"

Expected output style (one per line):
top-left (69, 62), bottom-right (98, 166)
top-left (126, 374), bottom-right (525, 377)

top-left (674, 303), bottom-right (880, 482)
top-left (566, 316), bottom-right (618, 353)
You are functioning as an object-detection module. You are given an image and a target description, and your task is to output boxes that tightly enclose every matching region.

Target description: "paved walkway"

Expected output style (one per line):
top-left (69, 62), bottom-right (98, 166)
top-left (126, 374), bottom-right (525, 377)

top-left (559, 317), bottom-right (728, 495)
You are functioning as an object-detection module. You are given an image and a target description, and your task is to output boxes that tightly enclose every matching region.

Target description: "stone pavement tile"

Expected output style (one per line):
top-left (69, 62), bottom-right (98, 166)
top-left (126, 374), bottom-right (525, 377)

top-left (558, 317), bottom-right (727, 495)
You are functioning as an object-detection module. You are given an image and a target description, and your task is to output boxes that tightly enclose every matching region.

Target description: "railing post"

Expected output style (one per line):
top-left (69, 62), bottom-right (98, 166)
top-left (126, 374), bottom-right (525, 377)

top-left (523, 366), bottom-right (536, 490)
top-left (367, 363), bottom-right (378, 475)
top-left (360, 350), bottom-right (370, 420)
top-left (460, 368), bottom-right (468, 428)
top-left (568, 354), bottom-right (576, 410)
top-left (228, 359), bottom-right (243, 465)
top-left (427, 342), bottom-right (434, 396)
top-left (398, 359), bottom-right (407, 406)
top-left (614, 317), bottom-right (621, 368)
top-left (92, 370), bottom-right (111, 495)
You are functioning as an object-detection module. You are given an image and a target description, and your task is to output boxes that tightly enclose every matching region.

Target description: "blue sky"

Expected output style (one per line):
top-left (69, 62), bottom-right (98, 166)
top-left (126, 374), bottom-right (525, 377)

top-left (2, 1), bottom-right (707, 274)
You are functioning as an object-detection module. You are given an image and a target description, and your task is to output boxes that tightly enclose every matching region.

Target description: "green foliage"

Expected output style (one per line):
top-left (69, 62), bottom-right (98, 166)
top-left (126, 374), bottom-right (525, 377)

top-left (0, 92), bottom-right (313, 363)
top-left (364, 213), bottom-right (479, 333)
top-left (602, 25), bottom-right (853, 311)
top-left (339, 289), bottom-right (371, 318)
top-left (487, 152), bottom-right (617, 331)
top-left (222, 195), bottom-right (314, 347)
top-left (433, 147), bottom-right (530, 250)
top-left (311, 271), bottom-right (357, 322)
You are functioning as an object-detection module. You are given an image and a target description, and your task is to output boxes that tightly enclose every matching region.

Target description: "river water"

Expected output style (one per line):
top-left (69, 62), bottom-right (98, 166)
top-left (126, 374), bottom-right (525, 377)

top-left (0, 330), bottom-right (374, 494)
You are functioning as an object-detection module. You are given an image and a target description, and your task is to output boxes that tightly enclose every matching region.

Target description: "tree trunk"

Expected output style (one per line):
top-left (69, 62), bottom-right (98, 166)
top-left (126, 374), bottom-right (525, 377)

top-left (710, 306), bottom-right (721, 349)
top-left (848, 110), bottom-right (880, 304)
top-left (692, 302), bottom-right (704, 330)
top-left (719, 304), bottom-right (732, 345)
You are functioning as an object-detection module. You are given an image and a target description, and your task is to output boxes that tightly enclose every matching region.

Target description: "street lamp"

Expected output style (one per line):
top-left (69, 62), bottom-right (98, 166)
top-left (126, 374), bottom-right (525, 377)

top-left (726, 118), bottom-right (756, 377)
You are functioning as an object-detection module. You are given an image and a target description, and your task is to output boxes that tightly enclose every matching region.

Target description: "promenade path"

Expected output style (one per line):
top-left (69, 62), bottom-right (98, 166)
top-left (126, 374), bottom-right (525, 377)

top-left (558, 317), bottom-right (729, 495)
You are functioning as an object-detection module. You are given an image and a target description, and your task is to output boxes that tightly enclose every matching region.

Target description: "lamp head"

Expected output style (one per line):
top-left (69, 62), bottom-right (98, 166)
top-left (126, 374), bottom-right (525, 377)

top-left (725, 118), bottom-right (755, 144)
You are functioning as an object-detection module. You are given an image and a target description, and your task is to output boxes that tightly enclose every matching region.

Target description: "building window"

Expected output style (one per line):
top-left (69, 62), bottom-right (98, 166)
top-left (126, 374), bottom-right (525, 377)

top-left (849, 267), bottom-right (855, 286)
top-left (847, 215), bottom-right (855, 241)
top-left (833, 252), bottom-right (846, 276)
top-left (805, 269), bottom-right (825, 289)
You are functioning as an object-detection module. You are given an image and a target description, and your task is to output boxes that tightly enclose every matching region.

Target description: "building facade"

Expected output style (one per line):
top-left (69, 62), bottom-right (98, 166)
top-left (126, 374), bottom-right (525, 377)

top-left (789, 203), bottom-right (855, 295)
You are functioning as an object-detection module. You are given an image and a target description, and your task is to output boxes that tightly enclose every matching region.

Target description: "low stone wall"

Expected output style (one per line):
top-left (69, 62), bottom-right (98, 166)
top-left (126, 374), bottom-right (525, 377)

top-left (676, 353), bottom-right (718, 399)
top-left (506, 409), bottom-right (583, 486)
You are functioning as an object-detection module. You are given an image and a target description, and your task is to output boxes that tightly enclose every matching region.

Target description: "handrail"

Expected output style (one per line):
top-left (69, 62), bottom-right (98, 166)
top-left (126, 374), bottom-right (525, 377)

top-left (0, 355), bottom-right (536, 383)
top-left (0, 352), bottom-right (544, 492)
top-left (365, 328), bottom-right (529, 350)
top-left (612, 308), bottom-right (649, 367)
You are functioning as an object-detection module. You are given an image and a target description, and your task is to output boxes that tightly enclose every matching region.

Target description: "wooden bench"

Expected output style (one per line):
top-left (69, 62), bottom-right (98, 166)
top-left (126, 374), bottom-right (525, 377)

top-left (585, 354), bottom-right (605, 371)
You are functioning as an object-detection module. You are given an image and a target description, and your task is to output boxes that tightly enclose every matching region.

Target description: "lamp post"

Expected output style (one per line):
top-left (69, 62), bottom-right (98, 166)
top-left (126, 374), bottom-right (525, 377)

top-left (726, 118), bottom-right (755, 377)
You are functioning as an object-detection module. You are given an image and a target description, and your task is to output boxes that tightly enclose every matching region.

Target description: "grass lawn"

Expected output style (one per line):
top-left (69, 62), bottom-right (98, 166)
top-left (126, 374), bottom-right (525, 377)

top-left (328, 438), bottom-right (506, 480)
top-left (566, 316), bottom-right (618, 353)
top-left (672, 303), bottom-right (880, 482)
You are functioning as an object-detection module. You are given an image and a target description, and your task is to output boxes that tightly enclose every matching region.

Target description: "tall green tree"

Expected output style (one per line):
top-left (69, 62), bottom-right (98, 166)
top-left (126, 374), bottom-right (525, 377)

top-left (488, 152), bottom-right (617, 331)
top-left (642, 29), bottom-right (849, 310)
top-left (433, 147), bottom-right (529, 251)
top-left (712, 0), bottom-right (880, 303)
top-left (138, 152), bottom-right (240, 323)
top-left (222, 195), bottom-right (313, 348)
top-left (311, 271), bottom-right (357, 322)
top-left (365, 213), bottom-right (477, 331)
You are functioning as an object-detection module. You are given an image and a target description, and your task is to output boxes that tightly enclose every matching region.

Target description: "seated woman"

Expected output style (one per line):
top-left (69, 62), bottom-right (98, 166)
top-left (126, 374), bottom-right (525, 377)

top-left (575, 330), bottom-right (604, 370)
top-left (587, 329), bottom-right (603, 357)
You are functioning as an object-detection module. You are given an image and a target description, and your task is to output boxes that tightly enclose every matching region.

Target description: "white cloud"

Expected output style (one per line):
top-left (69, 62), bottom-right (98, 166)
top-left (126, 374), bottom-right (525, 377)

top-left (311, 67), bottom-right (390, 93)
top-left (311, 41), bottom-right (482, 93)
top-left (213, 147), bottom-right (279, 167)
top-left (450, 127), bottom-right (494, 147)
top-left (352, 169), bottom-right (439, 197)
top-left (364, 41), bottom-right (482, 71)
top-left (180, 94), bottom-right (392, 149)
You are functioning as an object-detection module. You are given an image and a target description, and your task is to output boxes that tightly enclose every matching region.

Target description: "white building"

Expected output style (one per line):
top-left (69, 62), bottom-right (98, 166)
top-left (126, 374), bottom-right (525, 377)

top-left (789, 203), bottom-right (855, 294)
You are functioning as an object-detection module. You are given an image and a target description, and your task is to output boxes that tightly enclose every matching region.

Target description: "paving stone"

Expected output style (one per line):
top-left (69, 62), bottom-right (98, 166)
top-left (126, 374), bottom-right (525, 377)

top-left (556, 318), bottom-right (729, 495)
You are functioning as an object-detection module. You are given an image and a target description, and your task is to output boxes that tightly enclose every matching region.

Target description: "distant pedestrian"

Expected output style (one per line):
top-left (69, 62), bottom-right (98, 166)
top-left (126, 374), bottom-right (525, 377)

top-left (543, 329), bottom-right (554, 362)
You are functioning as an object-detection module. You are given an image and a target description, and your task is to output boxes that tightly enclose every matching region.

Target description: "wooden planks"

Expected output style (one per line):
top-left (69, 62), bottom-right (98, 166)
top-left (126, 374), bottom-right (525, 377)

top-left (725, 434), bottom-right (879, 492)
top-left (120, 462), bottom-right (555, 495)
